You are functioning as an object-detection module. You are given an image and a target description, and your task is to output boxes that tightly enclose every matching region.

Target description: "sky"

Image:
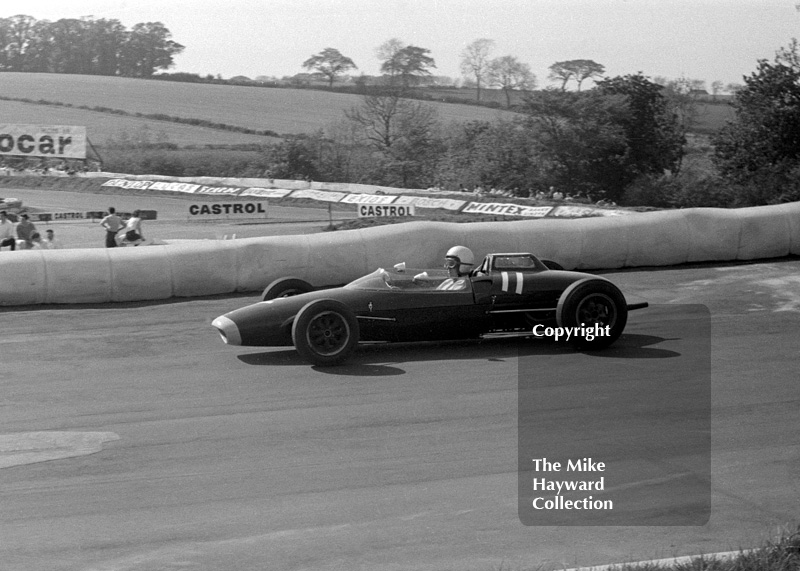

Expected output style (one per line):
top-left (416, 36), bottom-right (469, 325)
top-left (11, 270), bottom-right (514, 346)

top-left (6, 0), bottom-right (800, 89)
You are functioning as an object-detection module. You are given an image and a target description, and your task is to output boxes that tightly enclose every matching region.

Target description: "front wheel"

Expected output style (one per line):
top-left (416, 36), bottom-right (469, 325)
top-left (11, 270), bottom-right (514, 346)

top-left (556, 278), bottom-right (627, 349)
top-left (262, 277), bottom-right (313, 301)
top-left (292, 299), bottom-right (360, 366)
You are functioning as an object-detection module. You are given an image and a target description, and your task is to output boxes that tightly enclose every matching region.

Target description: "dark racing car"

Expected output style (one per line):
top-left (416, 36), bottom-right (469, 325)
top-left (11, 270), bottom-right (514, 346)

top-left (211, 251), bottom-right (648, 366)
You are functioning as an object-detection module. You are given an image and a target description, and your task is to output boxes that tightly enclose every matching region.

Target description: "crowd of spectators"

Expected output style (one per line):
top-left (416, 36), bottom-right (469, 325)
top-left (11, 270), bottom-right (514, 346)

top-left (0, 209), bottom-right (62, 251)
top-left (0, 157), bottom-right (102, 177)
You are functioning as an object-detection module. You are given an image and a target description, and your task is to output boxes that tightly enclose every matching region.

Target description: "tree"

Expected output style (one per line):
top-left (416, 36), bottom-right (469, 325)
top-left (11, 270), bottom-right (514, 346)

top-left (713, 43), bottom-right (800, 203)
top-left (118, 21), bottom-right (183, 77)
top-left (596, 73), bottom-right (685, 181)
top-left (345, 87), bottom-right (441, 186)
top-left (710, 80), bottom-right (724, 100)
top-left (4, 14), bottom-right (36, 71)
top-left (488, 55), bottom-right (536, 106)
top-left (659, 77), bottom-right (705, 136)
top-left (459, 38), bottom-right (494, 102)
top-left (380, 45), bottom-right (436, 88)
top-left (302, 47), bottom-right (357, 87)
top-left (548, 59), bottom-right (605, 91)
top-left (522, 90), bottom-right (630, 198)
top-left (521, 73), bottom-right (684, 201)
top-left (375, 38), bottom-right (404, 66)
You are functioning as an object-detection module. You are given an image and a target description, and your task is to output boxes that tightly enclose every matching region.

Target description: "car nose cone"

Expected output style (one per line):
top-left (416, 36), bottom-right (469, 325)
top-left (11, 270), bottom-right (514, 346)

top-left (212, 315), bottom-right (242, 346)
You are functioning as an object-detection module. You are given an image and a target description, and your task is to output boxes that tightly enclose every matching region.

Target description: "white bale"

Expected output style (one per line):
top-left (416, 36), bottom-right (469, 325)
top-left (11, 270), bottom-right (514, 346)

top-left (306, 230), bottom-right (369, 285)
top-left (735, 204), bottom-right (792, 260)
top-left (574, 216), bottom-right (628, 269)
top-left (359, 221), bottom-right (462, 270)
top-left (682, 208), bottom-right (741, 262)
top-left (232, 235), bottom-right (308, 291)
top-left (513, 219), bottom-right (582, 270)
top-left (624, 210), bottom-right (691, 267)
top-left (0, 251), bottom-right (47, 305)
top-left (167, 241), bottom-right (239, 297)
top-left (786, 202), bottom-right (800, 255)
top-left (43, 249), bottom-right (112, 304)
top-left (450, 221), bottom-right (524, 262)
top-left (109, 246), bottom-right (174, 302)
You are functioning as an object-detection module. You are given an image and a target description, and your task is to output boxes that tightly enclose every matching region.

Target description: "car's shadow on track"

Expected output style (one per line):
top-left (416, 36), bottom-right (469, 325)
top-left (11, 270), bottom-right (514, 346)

top-left (236, 332), bottom-right (680, 375)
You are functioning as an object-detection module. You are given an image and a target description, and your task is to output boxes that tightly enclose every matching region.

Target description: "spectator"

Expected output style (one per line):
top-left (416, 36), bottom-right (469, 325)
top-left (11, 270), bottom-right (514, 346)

top-left (29, 232), bottom-right (44, 249)
top-left (16, 213), bottom-right (37, 249)
top-left (120, 209), bottom-right (145, 246)
top-left (100, 207), bottom-right (124, 248)
top-left (0, 210), bottom-right (16, 250)
top-left (42, 228), bottom-right (61, 249)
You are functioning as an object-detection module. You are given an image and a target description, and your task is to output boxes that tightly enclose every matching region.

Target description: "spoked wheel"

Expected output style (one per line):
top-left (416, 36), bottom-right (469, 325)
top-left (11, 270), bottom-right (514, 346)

top-left (261, 277), bottom-right (313, 301)
top-left (556, 278), bottom-right (627, 349)
top-left (292, 299), bottom-right (360, 366)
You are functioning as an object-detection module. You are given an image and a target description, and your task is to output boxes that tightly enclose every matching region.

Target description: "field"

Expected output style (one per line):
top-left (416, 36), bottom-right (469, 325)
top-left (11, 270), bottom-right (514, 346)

top-left (0, 72), bottom-right (519, 145)
top-left (0, 99), bottom-right (276, 148)
top-left (0, 73), bottom-right (734, 152)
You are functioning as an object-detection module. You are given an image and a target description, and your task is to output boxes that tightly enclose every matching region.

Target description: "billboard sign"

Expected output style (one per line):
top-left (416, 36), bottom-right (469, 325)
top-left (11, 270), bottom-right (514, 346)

top-left (0, 125), bottom-right (87, 159)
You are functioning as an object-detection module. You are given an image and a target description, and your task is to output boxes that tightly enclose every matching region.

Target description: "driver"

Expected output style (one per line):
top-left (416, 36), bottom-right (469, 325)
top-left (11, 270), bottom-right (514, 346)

top-left (436, 245), bottom-right (475, 290)
top-left (412, 245), bottom-right (475, 290)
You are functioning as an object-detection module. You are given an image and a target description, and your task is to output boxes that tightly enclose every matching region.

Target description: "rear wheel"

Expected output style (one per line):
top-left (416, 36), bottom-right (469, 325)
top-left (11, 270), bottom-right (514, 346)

top-left (262, 277), bottom-right (313, 301)
top-left (556, 279), bottom-right (627, 349)
top-left (292, 299), bottom-right (360, 366)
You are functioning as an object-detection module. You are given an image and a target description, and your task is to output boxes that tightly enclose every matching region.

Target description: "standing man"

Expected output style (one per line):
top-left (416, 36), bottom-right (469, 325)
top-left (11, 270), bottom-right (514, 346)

top-left (16, 213), bottom-right (37, 249)
top-left (0, 210), bottom-right (16, 250)
top-left (100, 207), bottom-right (123, 248)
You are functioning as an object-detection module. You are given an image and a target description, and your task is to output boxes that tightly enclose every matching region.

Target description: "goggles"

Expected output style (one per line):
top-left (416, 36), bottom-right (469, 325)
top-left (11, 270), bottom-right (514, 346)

top-left (444, 257), bottom-right (460, 268)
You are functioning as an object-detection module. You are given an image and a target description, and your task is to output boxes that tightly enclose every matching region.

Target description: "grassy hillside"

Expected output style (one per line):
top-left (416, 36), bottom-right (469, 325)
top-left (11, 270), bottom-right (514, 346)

top-left (0, 98), bottom-right (276, 148)
top-left (0, 73), bottom-right (518, 139)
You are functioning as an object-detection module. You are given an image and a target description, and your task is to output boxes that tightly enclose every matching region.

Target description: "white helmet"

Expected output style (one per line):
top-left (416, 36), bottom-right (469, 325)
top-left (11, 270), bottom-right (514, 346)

top-left (445, 245), bottom-right (475, 275)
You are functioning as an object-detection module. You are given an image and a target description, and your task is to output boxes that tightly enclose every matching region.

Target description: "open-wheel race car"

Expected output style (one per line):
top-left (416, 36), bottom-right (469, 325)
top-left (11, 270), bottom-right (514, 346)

top-left (211, 251), bottom-right (648, 366)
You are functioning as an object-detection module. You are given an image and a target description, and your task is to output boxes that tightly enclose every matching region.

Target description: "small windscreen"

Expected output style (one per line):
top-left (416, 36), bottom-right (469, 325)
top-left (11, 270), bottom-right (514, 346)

top-left (493, 255), bottom-right (536, 270)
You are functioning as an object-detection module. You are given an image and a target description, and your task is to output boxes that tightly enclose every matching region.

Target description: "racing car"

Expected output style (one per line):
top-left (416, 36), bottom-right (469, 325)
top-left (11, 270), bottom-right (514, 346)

top-left (211, 252), bottom-right (648, 366)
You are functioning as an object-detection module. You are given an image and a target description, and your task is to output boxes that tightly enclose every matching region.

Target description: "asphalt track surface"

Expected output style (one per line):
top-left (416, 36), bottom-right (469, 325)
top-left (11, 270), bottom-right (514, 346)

top-left (2, 188), bottom-right (799, 571)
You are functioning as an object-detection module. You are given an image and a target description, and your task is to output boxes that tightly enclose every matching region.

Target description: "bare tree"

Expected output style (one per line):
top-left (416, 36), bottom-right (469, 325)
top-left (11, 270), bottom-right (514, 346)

top-left (488, 56), bottom-right (536, 106)
top-left (345, 87), bottom-right (440, 186)
top-left (460, 38), bottom-right (494, 102)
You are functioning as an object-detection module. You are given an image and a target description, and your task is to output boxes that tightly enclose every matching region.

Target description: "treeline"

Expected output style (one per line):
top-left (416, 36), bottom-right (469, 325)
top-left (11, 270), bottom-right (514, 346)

top-left (103, 74), bottom-right (686, 203)
top-left (0, 15), bottom-right (183, 77)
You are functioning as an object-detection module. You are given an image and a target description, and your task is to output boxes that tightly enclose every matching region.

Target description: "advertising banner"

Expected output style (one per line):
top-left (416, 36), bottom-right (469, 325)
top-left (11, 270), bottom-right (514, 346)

top-left (240, 187), bottom-right (293, 199)
top-left (0, 125), bottom-right (87, 159)
top-left (102, 179), bottom-right (154, 190)
top-left (551, 205), bottom-right (634, 217)
top-left (393, 195), bottom-right (466, 211)
top-left (188, 202), bottom-right (268, 219)
top-left (289, 189), bottom-right (346, 202)
top-left (340, 193), bottom-right (397, 205)
top-left (462, 202), bottom-right (553, 217)
top-left (357, 204), bottom-right (415, 218)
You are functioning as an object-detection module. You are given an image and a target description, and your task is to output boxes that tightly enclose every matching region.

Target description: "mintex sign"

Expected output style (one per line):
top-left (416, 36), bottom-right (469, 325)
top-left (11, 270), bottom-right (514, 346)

top-left (0, 125), bottom-right (87, 159)
top-left (357, 204), bottom-right (415, 218)
top-left (188, 202), bottom-right (268, 218)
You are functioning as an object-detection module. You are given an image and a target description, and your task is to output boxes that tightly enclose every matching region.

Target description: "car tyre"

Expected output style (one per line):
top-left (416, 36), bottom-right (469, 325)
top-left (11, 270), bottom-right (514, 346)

top-left (292, 299), bottom-right (360, 366)
top-left (262, 277), bottom-right (313, 301)
top-left (556, 278), bottom-right (627, 349)
top-left (541, 259), bottom-right (564, 271)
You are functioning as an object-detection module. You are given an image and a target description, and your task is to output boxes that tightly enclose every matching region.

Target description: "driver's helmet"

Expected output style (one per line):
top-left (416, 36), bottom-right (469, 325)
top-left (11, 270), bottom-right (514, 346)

top-left (444, 245), bottom-right (475, 276)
